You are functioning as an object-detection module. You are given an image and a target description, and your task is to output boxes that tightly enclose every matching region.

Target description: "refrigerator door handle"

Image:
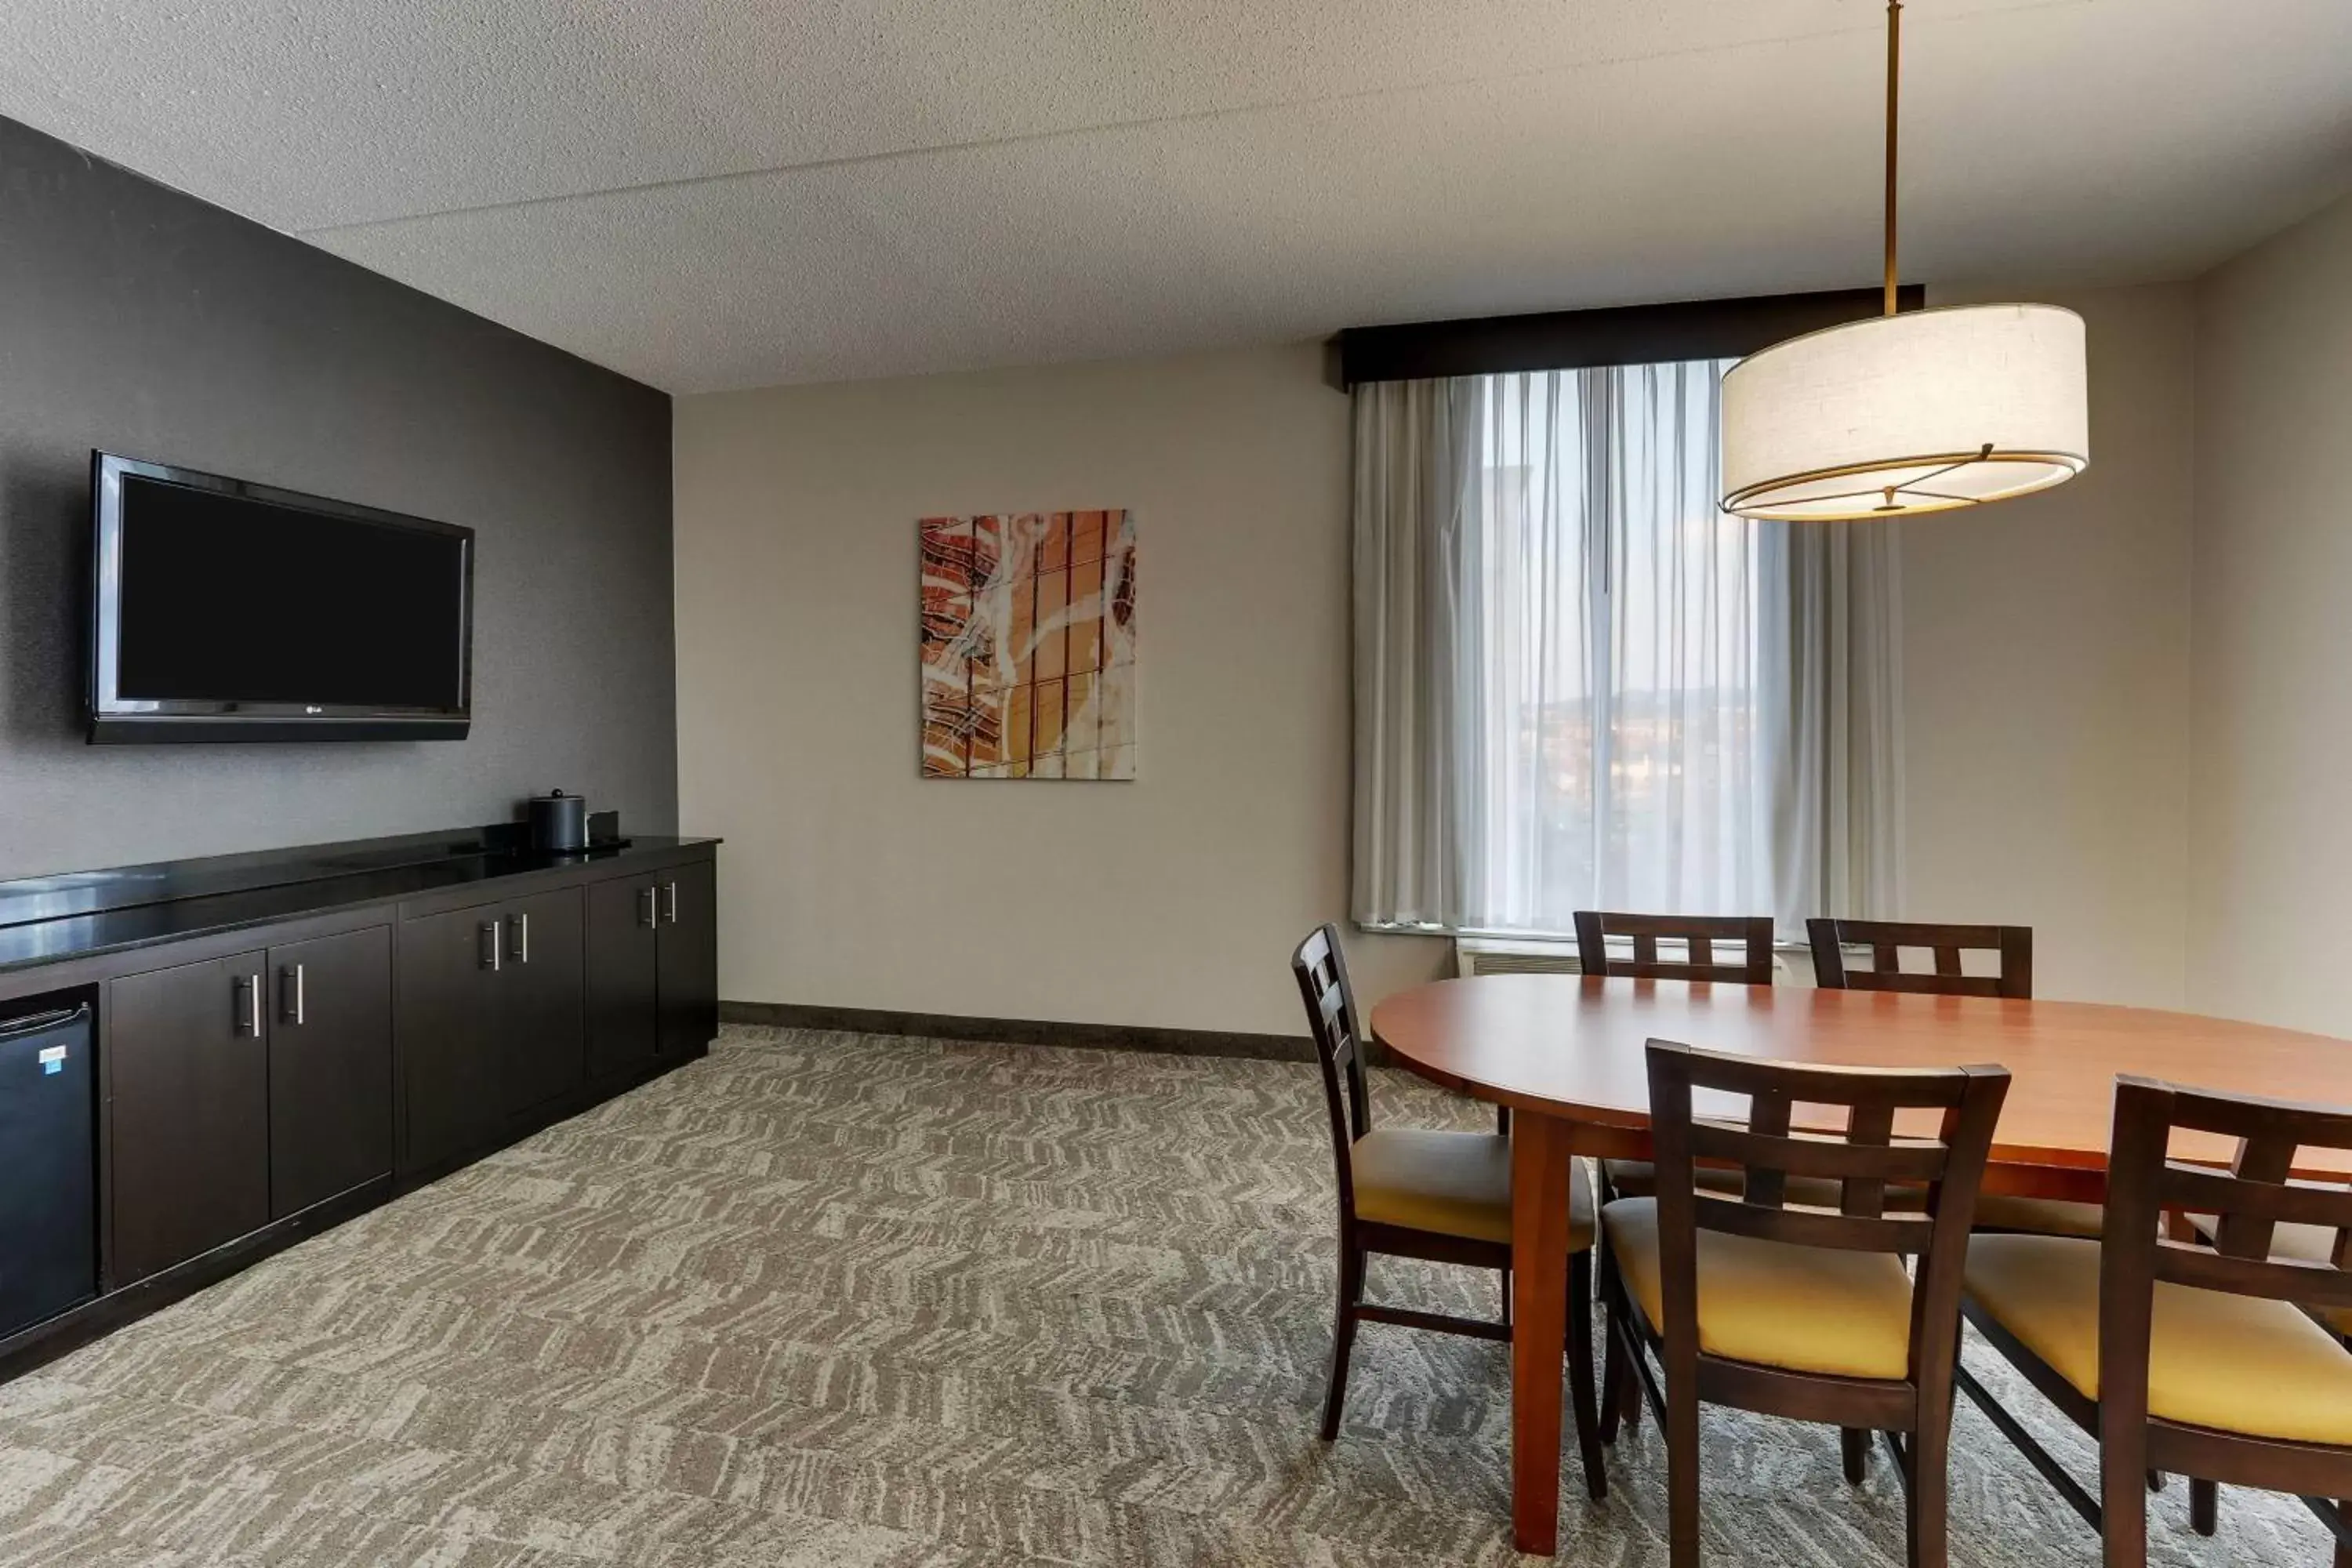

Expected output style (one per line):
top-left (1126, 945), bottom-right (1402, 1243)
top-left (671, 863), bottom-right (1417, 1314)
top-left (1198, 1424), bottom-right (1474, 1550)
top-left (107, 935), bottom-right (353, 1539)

top-left (0, 1004), bottom-right (89, 1043)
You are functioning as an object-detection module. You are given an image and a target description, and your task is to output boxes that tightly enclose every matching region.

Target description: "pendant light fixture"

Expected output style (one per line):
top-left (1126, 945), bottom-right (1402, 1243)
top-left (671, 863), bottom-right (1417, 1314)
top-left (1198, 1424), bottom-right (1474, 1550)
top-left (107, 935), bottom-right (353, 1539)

top-left (1719, 1), bottom-right (2088, 522)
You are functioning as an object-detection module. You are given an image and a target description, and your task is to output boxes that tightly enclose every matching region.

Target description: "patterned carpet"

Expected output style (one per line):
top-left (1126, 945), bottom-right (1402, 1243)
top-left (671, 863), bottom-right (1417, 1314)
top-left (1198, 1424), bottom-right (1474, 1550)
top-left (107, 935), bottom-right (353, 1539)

top-left (0, 1025), bottom-right (2334, 1566)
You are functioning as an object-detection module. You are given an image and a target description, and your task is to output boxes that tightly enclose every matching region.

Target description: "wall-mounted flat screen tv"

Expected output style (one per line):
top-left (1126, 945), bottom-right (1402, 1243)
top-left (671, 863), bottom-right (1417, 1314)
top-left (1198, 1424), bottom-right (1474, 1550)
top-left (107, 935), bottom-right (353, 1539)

top-left (89, 452), bottom-right (474, 743)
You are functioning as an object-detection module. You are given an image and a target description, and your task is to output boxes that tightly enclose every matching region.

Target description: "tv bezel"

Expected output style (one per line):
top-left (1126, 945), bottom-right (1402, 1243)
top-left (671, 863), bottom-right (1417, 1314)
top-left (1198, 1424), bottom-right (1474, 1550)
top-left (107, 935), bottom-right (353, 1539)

top-left (88, 451), bottom-right (475, 744)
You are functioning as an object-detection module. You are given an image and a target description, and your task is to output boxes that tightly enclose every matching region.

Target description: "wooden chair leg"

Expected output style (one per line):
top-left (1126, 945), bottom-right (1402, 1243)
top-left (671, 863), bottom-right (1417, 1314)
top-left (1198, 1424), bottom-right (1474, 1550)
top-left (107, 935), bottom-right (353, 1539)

top-left (2146, 1470), bottom-right (2165, 1492)
top-left (1319, 1246), bottom-right (1364, 1442)
top-left (1618, 1321), bottom-right (1645, 1433)
top-left (1597, 1243), bottom-right (1639, 1443)
top-left (1665, 1352), bottom-right (1702, 1568)
top-left (1842, 1426), bottom-right (1871, 1485)
top-left (1599, 1312), bottom-right (1627, 1446)
top-left (1497, 1104), bottom-right (1512, 1135)
top-left (1906, 1403), bottom-right (1949, 1568)
top-left (2336, 1502), bottom-right (2350, 1568)
top-left (1566, 1250), bottom-right (1607, 1501)
top-left (2098, 1415), bottom-right (2148, 1568)
top-left (1500, 1266), bottom-right (1512, 1330)
top-left (2189, 1478), bottom-right (2217, 1537)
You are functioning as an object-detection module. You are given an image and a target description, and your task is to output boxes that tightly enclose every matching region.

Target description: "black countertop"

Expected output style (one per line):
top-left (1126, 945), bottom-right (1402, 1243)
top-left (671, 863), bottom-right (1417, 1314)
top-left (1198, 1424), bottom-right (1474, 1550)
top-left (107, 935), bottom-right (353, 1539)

top-left (0, 829), bottom-right (717, 978)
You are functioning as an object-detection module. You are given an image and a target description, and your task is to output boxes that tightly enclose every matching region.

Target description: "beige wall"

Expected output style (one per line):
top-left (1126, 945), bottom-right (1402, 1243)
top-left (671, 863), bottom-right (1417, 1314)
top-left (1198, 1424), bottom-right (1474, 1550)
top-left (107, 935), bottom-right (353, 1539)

top-left (1903, 284), bottom-right (2196, 1007)
top-left (677, 288), bottom-right (2205, 1034)
top-left (2187, 191), bottom-right (2352, 1036)
top-left (674, 346), bottom-right (1449, 1038)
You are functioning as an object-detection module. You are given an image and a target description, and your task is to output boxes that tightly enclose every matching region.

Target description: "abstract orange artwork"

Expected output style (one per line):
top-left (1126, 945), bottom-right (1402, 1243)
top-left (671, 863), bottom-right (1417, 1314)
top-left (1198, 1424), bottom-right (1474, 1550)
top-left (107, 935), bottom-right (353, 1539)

top-left (920, 510), bottom-right (1136, 779)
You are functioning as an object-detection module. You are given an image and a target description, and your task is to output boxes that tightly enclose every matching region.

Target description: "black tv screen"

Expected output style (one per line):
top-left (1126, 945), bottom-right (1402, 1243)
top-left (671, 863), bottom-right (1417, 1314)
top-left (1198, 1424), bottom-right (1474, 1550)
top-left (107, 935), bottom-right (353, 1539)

top-left (90, 453), bottom-right (474, 742)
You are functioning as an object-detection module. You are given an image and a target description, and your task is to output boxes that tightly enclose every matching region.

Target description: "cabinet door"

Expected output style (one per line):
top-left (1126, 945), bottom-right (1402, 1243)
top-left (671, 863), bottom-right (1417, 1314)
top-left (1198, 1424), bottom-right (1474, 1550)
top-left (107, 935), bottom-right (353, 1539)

top-left (499, 887), bottom-right (586, 1118)
top-left (655, 860), bottom-right (719, 1058)
top-left (397, 906), bottom-right (504, 1174)
top-left (267, 925), bottom-right (394, 1218)
top-left (586, 877), bottom-right (660, 1083)
top-left (108, 951), bottom-right (270, 1285)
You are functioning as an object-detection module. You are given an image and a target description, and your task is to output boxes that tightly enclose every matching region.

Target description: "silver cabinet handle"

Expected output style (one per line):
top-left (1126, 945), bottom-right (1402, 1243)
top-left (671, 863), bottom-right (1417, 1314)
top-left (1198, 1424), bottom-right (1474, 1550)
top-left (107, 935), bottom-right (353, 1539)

top-left (663, 880), bottom-right (678, 925)
top-left (282, 962), bottom-right (306, 1025)
top-left (639, 886), bottom-right (659, 928)
top-left (234, 973), bottom-right (261, 1036)
top-left (480, 920), bottom-right (503, 971)
top-left (510, 910), bottom-right (531, 964)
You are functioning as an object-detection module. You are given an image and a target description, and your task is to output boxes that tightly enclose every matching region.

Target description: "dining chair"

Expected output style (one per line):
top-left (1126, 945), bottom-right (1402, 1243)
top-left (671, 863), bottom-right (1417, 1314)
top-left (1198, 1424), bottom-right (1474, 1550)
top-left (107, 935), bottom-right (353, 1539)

top-left (1805, 917), bottom-right (2034, 1000)
top-left (1573, 910), bottom-right (1779, 985)
top-left (1806, 919), bottom-right (2100, 1240)
top-left (2177, 1188), bottom-right (2352, 1527)
top-left (1599, 1038), bottom-right (2010, 1568)
top-left (1574, 910), bottom-right (1791, 1450)
top-left (1575, 909), bottom-right (1776, 1182)
top-left (1959, 1076), bottom-right (2352, 1568)
top-left (1290, 923), bottom-right (1608, 1500)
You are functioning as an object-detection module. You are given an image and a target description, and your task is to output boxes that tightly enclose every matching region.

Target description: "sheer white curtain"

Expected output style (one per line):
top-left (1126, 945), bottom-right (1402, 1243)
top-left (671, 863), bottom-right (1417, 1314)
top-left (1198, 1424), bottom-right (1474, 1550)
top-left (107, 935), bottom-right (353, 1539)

top-left (1760, 518), bottom-right (1906, 933)
top-left (1352, 359), bottom-right (1902, 936)
top-left (1350, 379), bottom-right (1486, 929)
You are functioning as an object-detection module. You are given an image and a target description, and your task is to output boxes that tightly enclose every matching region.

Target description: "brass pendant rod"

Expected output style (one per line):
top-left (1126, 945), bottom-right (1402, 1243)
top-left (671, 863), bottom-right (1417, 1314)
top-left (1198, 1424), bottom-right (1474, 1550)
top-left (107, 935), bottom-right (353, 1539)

top-left (1884, 0), bottom-right (1902, 317)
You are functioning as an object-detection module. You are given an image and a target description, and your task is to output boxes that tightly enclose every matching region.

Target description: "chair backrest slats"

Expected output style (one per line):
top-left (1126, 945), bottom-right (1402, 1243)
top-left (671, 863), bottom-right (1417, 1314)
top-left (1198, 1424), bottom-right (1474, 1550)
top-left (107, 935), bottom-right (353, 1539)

top-left (1808, 918), bottom-right (2033, 1000)
top-left (1646, 1039), bottom-right (2010, 1387)
top-left (2153, 1240), bottom-right (2352, 1310)
top-left (1687, 1123), bottom-right (1949, 1184)
top-left (1843, 1101), bottom-right (1898, 1218)
top-left (2210, 1136), bottom-right (2300, 1265)
top-left (1291, 924), bottom-right (1372, 1221)
top-left (2103, 1076), bottom-right (2352, 1325)
top-left (2164, 1167), bottom-right (2352, 1231)
top-left (1744, 1089), bottom-right (1792, 1208)
top-left (2163, 1086), bottom-right (2352, 1149)
top-left (1573, 910), bottom-right (1776, 985)
top-left (1662, 1048), bottom-right (1973, 1109)
top-left (1693, 1192), bottom-right (1934, 1254)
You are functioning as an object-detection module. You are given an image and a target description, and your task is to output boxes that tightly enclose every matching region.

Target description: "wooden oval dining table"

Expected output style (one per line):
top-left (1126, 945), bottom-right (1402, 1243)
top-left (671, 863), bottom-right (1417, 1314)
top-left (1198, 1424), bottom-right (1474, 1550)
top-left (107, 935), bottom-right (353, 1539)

top-left (1368, 973), bottom-right (2352, 1556)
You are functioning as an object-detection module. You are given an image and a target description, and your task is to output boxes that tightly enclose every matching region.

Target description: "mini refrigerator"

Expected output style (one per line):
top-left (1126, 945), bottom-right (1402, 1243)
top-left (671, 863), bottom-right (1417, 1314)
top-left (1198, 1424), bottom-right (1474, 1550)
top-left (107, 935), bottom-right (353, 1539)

top-left (0, 1002), bottom-right (96, 1341)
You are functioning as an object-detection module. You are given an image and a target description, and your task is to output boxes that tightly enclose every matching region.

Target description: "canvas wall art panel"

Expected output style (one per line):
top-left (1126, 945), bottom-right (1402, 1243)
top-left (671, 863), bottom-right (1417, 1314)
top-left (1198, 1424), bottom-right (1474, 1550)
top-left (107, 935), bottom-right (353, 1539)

top-left (921, 510), bottom-right (1135, 779)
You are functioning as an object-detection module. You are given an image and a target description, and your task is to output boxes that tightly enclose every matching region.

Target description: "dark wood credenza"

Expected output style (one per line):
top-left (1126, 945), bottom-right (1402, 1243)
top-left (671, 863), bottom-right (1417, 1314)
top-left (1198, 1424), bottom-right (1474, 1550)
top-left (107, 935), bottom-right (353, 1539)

top-left (0, 826), bottom-right (720, 1378)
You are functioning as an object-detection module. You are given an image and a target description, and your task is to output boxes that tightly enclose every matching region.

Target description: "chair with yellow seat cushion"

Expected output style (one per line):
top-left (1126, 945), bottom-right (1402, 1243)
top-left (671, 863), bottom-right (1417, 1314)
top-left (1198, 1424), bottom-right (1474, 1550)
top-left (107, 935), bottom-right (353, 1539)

top-left (1957, 1076), bottom-right (2352, 1568)
top-left (1599, 1039), bottom-right (2011, 1568)
top-left (2168, 1202), bottom-right (2351, 1532)
top-left (1805, 919), bottom-right (2105, 1242)
top-left (1603, 1196), bottom-right (1913, 1380)
top-left (1569, 907), bottom-right (1775, 1152)
top-left (1291, 924), bottom-right (1607, 1501)
top-left (1584, 913), bottom-right (2070, 1240)
top-left (1352, 1125), bottom-right (1594, 1249)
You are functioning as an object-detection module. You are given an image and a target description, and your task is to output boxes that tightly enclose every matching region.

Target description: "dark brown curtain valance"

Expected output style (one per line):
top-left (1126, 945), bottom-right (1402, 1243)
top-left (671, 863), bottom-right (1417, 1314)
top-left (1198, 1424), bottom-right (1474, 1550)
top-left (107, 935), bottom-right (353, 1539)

top-left (1332, 286), bottom-right (1925, 388)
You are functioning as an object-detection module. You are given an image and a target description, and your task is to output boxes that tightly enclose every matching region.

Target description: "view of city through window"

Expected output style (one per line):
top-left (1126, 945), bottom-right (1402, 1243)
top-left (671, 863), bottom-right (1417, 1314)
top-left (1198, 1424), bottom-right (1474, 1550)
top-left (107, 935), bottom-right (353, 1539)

top-left (1472, 359), bottom-right (1768, 932)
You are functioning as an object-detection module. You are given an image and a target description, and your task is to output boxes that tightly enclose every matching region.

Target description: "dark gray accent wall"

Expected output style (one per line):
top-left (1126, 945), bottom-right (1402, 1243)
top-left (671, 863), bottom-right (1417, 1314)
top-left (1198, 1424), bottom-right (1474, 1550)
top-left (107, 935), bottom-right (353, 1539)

top-left (0, 116), bottom-right (677, 878)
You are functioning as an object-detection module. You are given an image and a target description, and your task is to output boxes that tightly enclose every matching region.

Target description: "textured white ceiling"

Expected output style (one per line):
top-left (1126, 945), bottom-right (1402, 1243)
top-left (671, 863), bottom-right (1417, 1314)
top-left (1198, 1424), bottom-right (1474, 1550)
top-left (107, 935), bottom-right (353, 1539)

top-left (3, 0), bottom-right (2347, 392)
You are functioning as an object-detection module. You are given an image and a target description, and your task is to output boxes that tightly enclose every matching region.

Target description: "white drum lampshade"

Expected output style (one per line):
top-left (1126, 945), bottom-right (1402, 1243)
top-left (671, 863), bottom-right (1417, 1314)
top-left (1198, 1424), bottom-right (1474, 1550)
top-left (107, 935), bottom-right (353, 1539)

top-left (1719, 303), bottom-right (2089, 522)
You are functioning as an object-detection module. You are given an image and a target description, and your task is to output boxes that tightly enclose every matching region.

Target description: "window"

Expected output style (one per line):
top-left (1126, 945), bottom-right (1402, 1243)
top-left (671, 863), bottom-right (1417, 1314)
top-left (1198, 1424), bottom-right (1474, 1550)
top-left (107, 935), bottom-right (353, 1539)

top-left (1468, 361), bottom-right (1767, 931)
top-left (1349, 303), bottom-right (1904, 941)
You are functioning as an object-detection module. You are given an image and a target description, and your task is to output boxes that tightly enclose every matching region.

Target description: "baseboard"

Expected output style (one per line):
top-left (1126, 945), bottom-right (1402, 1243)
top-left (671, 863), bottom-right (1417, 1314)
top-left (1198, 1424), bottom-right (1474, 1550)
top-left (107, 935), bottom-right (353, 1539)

top-left (0, 1040), bottom-right (714, 1388)
top-left (720, 1000), bottom-right (1319, 1063)
top-left (0, 1176), bottom-right (391, 1385)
